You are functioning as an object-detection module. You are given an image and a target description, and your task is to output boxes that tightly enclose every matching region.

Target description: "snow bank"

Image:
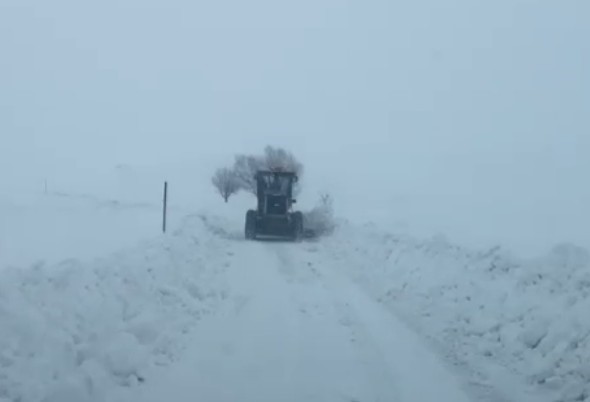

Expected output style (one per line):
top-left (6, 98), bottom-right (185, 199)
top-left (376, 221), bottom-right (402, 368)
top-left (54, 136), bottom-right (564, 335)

top-left (323, 223), bottom-right (590, 402)
top-left (0, 215), bottom-right (229, 402)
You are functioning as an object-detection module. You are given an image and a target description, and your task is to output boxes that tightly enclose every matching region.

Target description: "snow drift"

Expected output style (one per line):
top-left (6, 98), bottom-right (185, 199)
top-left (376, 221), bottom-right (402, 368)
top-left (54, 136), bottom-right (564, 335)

top-left (321, 223), bottom-right (590, 402)
top-left (302, 194), bottom-right (336, 238)
top-left (0, 215), bottom-right (229, 402)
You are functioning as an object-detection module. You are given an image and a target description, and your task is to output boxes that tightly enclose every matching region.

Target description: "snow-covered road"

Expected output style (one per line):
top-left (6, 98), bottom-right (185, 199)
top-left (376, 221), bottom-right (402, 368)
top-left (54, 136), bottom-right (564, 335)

top-left (115, 239), bottom-right (473, 402)
top-left (4, 208), bottom-right (584, 402)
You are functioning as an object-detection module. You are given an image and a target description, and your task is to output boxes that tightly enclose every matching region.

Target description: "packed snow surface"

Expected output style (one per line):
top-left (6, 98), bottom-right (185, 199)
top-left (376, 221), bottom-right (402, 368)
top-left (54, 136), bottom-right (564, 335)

top-left (114, 234), bottom-right (472, 402)
top-left (1, 195), bottom-right (589, 402)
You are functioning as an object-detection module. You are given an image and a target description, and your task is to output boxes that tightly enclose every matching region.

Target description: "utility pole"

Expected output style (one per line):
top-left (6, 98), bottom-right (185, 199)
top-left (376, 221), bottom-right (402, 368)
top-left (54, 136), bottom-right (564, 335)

top-left (162, 181), bottom-right (168, 233)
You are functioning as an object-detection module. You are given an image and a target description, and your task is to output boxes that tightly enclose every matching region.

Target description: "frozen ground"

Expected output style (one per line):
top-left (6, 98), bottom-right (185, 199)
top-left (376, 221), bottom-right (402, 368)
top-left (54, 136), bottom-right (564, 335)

top-left (1, 193), bottom-right (588, 402)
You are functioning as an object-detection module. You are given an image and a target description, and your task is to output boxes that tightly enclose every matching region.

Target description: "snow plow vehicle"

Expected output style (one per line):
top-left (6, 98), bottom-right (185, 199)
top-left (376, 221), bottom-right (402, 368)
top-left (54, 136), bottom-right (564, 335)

top-left (245, 170), bottom-right (303, 241)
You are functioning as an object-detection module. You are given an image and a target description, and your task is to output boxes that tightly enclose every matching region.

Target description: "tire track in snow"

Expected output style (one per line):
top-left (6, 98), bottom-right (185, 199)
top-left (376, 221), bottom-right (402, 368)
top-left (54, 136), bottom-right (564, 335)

top-left (118, 240), bottom-right (308, 402)
top-left (274, 242), bottom-right (474, 402)
top-left (271, 244), bottom-right (404, 401)
top-left (117, 238), bottom-right (474, 402)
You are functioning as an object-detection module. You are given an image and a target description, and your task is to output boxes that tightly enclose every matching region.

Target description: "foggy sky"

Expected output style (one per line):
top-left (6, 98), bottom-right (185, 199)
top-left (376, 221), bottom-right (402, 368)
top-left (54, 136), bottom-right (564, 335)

top-left (1, 0), bottom-right (588, 254)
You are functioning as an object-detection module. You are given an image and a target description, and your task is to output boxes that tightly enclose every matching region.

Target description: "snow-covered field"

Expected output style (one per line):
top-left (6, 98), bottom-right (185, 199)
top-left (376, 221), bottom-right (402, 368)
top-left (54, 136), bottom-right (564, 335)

top-left (1, 193), bottom-right (589, 402)
top-left (0, 192), bottom-right (163, 269)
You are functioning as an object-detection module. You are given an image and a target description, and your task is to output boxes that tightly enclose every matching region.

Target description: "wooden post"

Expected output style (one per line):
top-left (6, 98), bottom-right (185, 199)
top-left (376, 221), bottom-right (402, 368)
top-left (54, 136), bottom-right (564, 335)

top-left (162, 181), bottom-right (168, 233)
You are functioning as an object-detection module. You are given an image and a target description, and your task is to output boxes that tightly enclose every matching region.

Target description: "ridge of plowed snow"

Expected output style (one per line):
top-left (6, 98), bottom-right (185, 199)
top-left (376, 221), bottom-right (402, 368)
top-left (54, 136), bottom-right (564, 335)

top-left (320, 222), bottom-right (590, 402)
top-left (0, 215), bottom-right (229, 402)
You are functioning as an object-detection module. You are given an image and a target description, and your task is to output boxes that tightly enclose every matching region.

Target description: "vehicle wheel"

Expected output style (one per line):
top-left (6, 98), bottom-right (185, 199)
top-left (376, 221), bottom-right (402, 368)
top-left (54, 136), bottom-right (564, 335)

top-left (245, 210), bottom-right (257, 240)
top-left (291, 211), bottom-right (304, 241)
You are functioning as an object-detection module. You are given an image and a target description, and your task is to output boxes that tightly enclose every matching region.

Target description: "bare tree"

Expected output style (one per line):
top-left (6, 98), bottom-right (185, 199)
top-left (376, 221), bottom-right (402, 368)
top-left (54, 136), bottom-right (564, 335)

top-left (231, 146), bottom-right (304, 194)
top-left (263, 146), bottom-right (303, 176)
top-left (232, 154), bottom-right (265, 195)
top-left (212, 167), bottom-right (239, 202)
